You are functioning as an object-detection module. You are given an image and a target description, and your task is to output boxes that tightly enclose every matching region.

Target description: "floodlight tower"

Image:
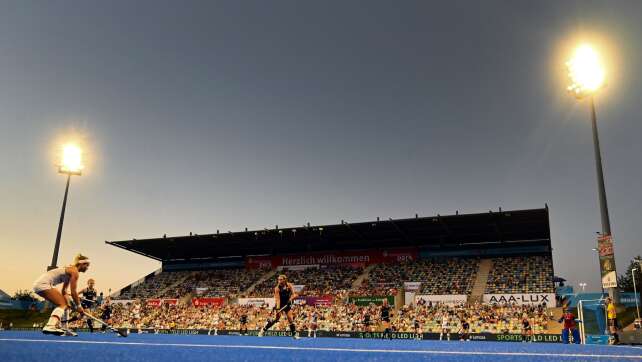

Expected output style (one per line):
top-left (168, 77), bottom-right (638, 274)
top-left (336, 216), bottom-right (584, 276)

top-left (566, 44), bottom-right (617, 300)
top-left (48, 144), bottom-right (83, 271)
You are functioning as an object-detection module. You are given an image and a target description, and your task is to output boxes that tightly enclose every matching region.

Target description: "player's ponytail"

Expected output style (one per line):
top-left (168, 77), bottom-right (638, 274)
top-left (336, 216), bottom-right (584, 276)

top-left (73, 253), bottom-right (91, 266)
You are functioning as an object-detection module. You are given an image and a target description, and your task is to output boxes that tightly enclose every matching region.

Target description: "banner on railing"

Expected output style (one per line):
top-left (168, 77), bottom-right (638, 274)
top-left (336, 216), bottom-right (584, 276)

top-left (109, 299), bottom-right (135, 306)
top-left (146, 299), bottom-right (179, 307)
top-left (293, 295), bottom-right (334, 306)
top-left (237, 297), bottom-right (275, 308)
top-left (483, 293), bottom-right (555, 306)
top-left (347, 296), bottom-right (394, 306)
top-left (192, 297), bottom-right (225, 307)
top-left (403, 282), bottom-right (421, 291)
top-left (414, 294), bottom-right (467, 305)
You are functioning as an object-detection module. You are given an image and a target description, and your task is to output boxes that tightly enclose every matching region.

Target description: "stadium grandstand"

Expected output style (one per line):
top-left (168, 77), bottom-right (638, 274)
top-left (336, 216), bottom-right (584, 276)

top-left (100, 207), bottom-right (560, 337)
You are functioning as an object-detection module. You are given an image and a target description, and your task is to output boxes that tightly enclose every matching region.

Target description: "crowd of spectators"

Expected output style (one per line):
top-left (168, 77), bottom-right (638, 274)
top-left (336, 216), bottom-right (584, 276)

top-left (114, 255), bottom-right (554, 302)
top-left (485, 256), bottom-right (555, 294)
top-left (117, 271), bottom-right (189, 300)
top-left (107, 300), bottom-right (553, 335)
top-left (251, 266), bottom-right (363, 297)
top-left (161, 268), bottom-right (267, 299)
top-left (355, 258), bottom-right (479, 296)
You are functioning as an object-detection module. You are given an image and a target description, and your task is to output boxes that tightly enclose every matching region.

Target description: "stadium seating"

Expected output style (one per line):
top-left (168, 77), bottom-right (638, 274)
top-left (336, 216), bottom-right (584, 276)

top-left (357, 258), bottom-right (480, 296)
top-left (161, 268), bottom-right (266, 299)
top-left (484, 256), bottom-right (555, 294)
top-left (117, 271), bottom-right (190, 300)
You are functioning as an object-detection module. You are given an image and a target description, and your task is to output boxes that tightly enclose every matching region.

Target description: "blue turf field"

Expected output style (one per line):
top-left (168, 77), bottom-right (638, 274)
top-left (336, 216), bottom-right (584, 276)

top-left (1, 331), bottom-right (641, 361)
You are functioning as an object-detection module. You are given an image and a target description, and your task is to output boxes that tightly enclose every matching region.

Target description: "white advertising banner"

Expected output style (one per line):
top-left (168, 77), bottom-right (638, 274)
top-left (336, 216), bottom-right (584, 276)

top-left (483, 293), bottom-right (555, 306)
top-left (110, 299), bottom-right (135, 305)
top-left (414, 295), bottom-right (467, 305)
top-left (237, 297), bottom-right (275, 308)
top-left (404, 292), bottom-right (415, 306)
top-left (403, 282), bottom-right (422, 291)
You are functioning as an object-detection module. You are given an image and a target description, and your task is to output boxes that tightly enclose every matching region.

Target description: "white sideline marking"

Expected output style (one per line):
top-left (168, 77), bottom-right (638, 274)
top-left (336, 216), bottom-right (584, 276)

top-left (0, 338), bottom-right (641, 359)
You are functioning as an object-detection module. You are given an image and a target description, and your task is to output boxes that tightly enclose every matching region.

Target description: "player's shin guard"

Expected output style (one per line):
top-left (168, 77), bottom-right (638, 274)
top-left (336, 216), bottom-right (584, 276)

top-left (47, 307), bottom-right (65, 327)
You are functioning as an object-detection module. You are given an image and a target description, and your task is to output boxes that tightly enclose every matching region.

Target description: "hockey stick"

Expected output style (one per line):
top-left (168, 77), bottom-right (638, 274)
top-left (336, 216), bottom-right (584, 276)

top-left (82, 311), bottom-right (129, 337)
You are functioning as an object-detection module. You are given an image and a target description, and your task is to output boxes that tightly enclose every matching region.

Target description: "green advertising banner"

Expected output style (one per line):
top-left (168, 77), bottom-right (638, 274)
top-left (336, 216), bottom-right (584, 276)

top-left (597, 234), bottom-right (617, 289)
top-left (347, 296), bottom-right (394, 306)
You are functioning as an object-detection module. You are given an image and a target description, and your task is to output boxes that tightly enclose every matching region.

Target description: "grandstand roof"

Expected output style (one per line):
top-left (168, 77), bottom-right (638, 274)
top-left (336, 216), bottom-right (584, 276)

top-left (0, 289), bottom-right (11, 301)
top-left (106, 207), bottom-right (551, 262)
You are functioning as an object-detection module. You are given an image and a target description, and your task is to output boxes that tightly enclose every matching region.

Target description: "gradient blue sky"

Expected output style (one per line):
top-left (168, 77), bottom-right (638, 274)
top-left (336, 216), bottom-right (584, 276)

top-left (1, 0), bottom-right (641, 296)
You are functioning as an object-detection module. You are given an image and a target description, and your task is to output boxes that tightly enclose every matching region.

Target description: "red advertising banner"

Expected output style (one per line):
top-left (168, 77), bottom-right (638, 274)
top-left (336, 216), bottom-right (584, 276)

top-left (246, 248), bottom-right (419, 269)
top-left (380, 248), bottom-right (418, 263)
top-left (306, 295), bottom-right (334, 306)
top-left (192, 297), bottom-right (225, 307)
top-left (147, 299), bottom-right (178, 307)
top-left (294, 295), bottom-right (334, 306)
top-left (245, 255), bottom-right (274, 269)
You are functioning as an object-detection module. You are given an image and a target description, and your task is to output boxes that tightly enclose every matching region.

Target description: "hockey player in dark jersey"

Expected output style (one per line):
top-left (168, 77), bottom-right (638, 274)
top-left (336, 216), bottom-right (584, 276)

top-left (99, 299), bottom-right (112, 333)
top-left (79, 279), bottom-right (98, 332)
top-left (258, 274), bottom-right (299, 339)
top-left (413, 316), bottom-right (422, 340)
top-left (239, 310), bottom-right (248, 336)
top-left (521, 316), bottom-right (533, 343)
top-left (458, 318), bottom-right (470, 341)
top-left (380, 299), bottom-right (392, 340)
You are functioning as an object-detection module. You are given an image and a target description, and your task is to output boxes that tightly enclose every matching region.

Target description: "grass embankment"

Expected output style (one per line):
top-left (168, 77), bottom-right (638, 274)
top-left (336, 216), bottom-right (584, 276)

top-left (0, 309), bottom-right (50, 328)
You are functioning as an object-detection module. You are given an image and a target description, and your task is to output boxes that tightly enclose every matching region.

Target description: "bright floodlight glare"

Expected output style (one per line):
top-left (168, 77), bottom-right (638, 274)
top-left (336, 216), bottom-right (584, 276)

top-left (566, 44), bottom-right (605, 97)
top-left (60, 144), bottom-right (83, 174)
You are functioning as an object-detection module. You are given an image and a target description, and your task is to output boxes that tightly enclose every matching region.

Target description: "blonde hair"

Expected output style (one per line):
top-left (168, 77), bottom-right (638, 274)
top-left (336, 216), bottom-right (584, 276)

top-left (73, 253), bottom-right (90, 265)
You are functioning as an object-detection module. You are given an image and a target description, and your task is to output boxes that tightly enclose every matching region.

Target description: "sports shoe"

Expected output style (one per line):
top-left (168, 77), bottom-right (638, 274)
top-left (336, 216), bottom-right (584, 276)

top-left (63, 329), bottom-right (78, 337)
top-left (258, 329), bottom-right (264, 337)
top-left (42, 325), bottom-right (65, 336)
top-left (293, 332), bottom-right (300, 340)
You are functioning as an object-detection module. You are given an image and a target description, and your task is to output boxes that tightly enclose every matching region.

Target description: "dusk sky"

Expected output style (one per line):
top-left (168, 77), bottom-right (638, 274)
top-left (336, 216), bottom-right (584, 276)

top-left (1, 0), bottom-right (641, 296)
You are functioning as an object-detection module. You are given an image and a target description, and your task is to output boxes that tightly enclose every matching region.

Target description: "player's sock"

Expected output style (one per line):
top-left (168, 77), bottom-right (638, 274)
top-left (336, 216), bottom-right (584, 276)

top-left (439, 332), bottom-right (443, 341)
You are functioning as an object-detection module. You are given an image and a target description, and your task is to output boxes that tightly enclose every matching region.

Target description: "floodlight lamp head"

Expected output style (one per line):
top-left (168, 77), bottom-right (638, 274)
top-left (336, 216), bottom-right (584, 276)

top-left (566, 44), bottom-right (606, 99)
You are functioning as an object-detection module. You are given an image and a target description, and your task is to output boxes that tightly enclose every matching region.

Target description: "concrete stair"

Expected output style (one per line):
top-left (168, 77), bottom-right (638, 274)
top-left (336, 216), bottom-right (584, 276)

top-left (243, 269), bottom-right (277, 296)
top-left (468, 259), bottom-right (493, 303)
top-left (155, 271), bottom-right (195, 299)
top-left (352, 264), bottom-right (376, 289)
